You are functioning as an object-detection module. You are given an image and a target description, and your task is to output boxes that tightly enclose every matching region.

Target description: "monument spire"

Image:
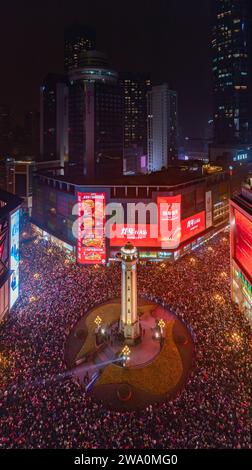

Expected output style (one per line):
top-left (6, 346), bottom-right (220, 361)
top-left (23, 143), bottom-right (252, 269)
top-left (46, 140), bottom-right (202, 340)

top-left (120, 242), bottom-right (140, 344)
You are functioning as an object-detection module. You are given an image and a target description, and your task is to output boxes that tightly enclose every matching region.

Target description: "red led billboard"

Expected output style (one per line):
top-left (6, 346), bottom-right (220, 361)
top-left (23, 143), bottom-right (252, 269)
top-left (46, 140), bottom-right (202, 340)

top-left (234, 209), bottom-right (252, 279)
top-left (109, 195), bottom-right (206, 249)
top-left (181, 211), bottom-right (206, 243)
top-left (110, 224), bottom-right (164, 247)
top-left (77, 192), bottom-right (106, 264)
top-left (157, 195), bottom-right (181, 248)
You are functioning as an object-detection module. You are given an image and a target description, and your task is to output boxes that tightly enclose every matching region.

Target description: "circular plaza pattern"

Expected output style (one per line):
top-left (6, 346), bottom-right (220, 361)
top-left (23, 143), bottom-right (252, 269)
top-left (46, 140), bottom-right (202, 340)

top-left (65, 300), bottom-right (194, 410)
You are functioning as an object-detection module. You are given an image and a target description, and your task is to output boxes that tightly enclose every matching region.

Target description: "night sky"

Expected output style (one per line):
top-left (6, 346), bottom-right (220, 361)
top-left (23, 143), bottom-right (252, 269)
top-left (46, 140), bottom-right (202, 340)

top-left (1, 0), bottom-right (212, 138)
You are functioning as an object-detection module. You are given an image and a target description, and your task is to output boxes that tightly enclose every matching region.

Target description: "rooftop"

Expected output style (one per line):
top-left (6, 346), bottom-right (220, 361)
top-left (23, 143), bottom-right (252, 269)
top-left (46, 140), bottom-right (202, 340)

top-left (35, 166), bottom-right (228, 188)
top-left (0, 189), bottom-right (23, 220)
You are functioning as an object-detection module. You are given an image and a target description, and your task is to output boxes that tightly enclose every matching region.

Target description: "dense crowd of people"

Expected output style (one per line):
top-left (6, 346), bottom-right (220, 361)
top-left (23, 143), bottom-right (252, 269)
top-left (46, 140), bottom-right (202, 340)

top-left (0, 229), bottom-right (251, 449)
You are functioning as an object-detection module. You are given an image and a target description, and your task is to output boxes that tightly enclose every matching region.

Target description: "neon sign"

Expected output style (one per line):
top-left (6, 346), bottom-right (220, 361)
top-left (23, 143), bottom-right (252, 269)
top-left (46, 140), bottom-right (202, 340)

top-left (77, 192), bottom-right (106, 265)
top-left (10, 210), bottom-right (20, 308)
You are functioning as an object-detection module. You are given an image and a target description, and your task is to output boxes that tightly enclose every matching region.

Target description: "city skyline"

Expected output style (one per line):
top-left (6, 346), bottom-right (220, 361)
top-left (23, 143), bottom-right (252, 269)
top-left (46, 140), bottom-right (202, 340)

top-left (0, 0), bottom-right (252, 459)
top-left (1, 0), bottom-right (212, 138)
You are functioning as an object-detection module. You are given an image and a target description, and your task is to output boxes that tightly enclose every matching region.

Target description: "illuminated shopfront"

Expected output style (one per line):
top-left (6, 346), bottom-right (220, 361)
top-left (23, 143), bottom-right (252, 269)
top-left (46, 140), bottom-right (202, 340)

top-left (230, 182), bottom-right (252, 326)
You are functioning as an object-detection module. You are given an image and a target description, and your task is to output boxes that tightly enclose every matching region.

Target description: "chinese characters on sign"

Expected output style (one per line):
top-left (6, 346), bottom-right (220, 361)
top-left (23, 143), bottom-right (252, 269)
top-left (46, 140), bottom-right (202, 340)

top-left (77, 192), bottom-right (106, 265)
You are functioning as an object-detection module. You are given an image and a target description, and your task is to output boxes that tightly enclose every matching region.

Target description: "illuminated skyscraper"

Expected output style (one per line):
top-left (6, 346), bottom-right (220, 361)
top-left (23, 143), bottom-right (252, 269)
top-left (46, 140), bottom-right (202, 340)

top-left (64, 24), bottom-right (96, 72)
top-left (120, 75), bottom-right (151, 173)
top-left (147, 84), bottom-right (178, 172)
top-left (68, 51), bottom-right (123, 178)
top-left (40, 74), bottom-right (69, 165)
top-left (212, 0), bottom-right (252, 144)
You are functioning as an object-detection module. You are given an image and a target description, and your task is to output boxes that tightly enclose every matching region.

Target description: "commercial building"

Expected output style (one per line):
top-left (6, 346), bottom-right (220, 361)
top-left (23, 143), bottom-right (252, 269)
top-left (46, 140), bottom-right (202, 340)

top-left (24, 110), bottom-right (40, 158)
top-left (40, 74), bottom-right (69, 166)
top-left (209, 143), bottom-right (252, 166)
top-left (212, 0), bottom-right (252, 145)
top-left (68, 51), bottom-right (124, 178)
top-left (230, 177), bottom-right (252, 325)
top-left (64, 24), bottom-right (96, 72)
top-left (147, 84), bottom-right (178, 172)
top-left (32, 166), bottom-right (230, 264)
top-left (120, 74), bottom-right (151, 174)
top-left (0, 189), bottom-right (22, 322)
top-left (0, 156), bottom-right (63, 216)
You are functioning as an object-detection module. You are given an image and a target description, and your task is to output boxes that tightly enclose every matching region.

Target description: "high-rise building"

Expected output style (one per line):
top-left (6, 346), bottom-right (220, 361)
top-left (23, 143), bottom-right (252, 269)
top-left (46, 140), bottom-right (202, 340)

top-left (40, 74), bottom-right (69, 165)
top-left (64, 24), bottom-right (96, 72)
top-left (230, 177), bottom-right (252, 325)
top-left (68, 51), bottom-right (124, 178)
top-left (24, 110), bottom-right (40, 157)
top-left (0, 105), bottom-right (12, 155)
top-left (147, 84), bottom-right (178, 172)
top-left (120, 74), bottom-right (151, 173)
top-left (212, 0), bottom-right (252, 145)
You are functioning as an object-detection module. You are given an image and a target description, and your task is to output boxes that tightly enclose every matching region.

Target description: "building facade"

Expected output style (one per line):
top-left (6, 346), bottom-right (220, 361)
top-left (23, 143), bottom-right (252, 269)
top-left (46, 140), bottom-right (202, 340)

top-left (212, 0), bottom-right (252, 145)
top-left (120, 74), bottom-right (151, 174)
top-left (0, 190), bottom-right (22, 323)
top-left (64, 24), bottom-right (96, 72)
top-left (40, 74), bottom-right (69, 166)
top-left (147, 84), bottom-right (178, 172)
top-left (68, 51), bottom-right (124, 178)
top-left (32, 167), bottom-right (230, 264)
top-left (230, 177), bottom-right (252, 325)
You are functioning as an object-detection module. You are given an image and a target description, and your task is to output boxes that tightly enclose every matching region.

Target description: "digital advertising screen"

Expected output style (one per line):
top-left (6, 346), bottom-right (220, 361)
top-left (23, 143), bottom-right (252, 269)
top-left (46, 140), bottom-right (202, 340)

top-left (109, 195), bottom-right (206, 250)
top-left (110, 224), bottom-right (163, 247)
top-left (157, 195), bottom-right (182, 248)
top-left (234, 209), bottom-right (252, 279)
top-left (77, 192), bottom-right (106, 265)
top-left (10, 209), bottom-right (20, 308)
top-left (181, 211), bottom-right (206, 243)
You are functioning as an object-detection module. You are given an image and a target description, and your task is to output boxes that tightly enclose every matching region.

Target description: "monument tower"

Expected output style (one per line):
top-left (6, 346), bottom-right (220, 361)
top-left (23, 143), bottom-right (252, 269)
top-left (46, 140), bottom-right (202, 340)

top-left (120, 242), bottom-right (140, 344)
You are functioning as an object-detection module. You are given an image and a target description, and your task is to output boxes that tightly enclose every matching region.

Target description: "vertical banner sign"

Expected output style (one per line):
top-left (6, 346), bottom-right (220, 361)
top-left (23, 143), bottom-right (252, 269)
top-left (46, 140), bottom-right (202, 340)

top-left (234, 209), bottom-right (252, 279)
top-left (205, 190), bottom-right (212, 229)
top-left (10, 210), bottom-right (20, 308)
top-left (77, 192), bottom-right (106, 264)
top-left (157, 195), bottom-right (182, 249)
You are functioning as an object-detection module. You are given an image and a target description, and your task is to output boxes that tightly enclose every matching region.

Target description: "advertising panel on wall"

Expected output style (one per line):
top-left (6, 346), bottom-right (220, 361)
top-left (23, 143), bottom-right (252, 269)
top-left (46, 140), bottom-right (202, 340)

top-left (234, 209), bottom-right (252, 279)
top-left (205, 190), bottom-right (213, 229)
top-left (9, 209), bottom-right (20, 308)
top-left (109, 195), bottom-right (206, 250)
top-left (181, 211), bottom-right (206, 243)
top-left (110, 224), bottom-right (164, 247)
top-left (110, 195), bottom-right (182, 249)
top-left (157, 195), bottom-right (181, 248)
top-left (77, 192), bottom-right (106, 264)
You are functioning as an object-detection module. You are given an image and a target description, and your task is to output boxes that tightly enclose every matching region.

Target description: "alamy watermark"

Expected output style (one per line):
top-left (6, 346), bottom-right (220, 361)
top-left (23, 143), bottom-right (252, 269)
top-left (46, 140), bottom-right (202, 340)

top-left (72, 200), bottom-right (182, 250)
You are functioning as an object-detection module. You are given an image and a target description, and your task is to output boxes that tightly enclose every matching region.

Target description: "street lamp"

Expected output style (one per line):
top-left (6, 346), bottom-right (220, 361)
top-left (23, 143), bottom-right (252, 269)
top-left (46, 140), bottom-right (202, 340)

top-left (121, 345), bottom-right (131, 367)
top-left (94, 315), bottom-right (102, 328)
top-left (158, 318), bottom-right (166, 334)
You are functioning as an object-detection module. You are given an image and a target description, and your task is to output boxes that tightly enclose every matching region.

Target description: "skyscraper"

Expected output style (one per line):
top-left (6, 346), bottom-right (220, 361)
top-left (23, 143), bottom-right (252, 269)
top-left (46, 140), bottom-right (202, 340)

top-left (212, 0), bottom-right (252, 145)
top-left (0, 105), bottom-right (12, 155)
top-left (64, 24), bottom-right (96, 72)
top-left (24, 110), bottom-right (40, 157)
top-left (68, 51), bottom-right (124, 178)
top-left (147, 84), bottom-right (178, 172)
top-left (120, 74), bottom-right (151, 173)
top-left (40, 74), bottom-right (69, 165)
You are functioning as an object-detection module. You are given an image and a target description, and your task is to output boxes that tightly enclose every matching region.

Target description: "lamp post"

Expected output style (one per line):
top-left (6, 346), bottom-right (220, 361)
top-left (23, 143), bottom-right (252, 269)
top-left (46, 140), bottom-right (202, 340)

top-left (121, 345), bottom-right (131, 367)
